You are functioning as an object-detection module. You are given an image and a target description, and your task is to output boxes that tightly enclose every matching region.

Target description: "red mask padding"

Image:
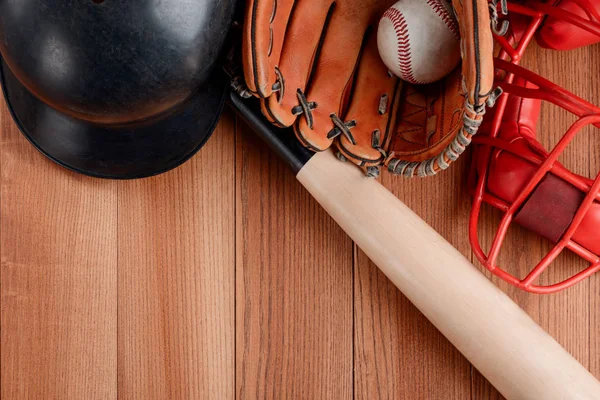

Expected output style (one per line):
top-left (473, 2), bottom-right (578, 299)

top-left (482, 77), bottom-right (600, 255)
top-left (535, 0), bottom-right (600, 50)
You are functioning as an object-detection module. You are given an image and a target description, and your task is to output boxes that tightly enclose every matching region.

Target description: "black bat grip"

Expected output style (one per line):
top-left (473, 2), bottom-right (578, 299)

top-left (227, 90), bottom-right (314, 174)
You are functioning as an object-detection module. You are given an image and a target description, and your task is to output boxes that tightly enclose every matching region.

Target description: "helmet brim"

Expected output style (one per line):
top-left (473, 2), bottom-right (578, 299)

top-left (0, 56), bottom-right (228, 179)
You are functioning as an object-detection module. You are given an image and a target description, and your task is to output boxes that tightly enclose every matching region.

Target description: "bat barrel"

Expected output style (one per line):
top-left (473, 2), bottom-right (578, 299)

top-left (297, 150), bottom-right (600, 400)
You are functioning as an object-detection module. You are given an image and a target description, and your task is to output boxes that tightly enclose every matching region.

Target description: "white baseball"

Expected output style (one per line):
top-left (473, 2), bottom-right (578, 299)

top-left (377, 0), bottom-right (461, 84)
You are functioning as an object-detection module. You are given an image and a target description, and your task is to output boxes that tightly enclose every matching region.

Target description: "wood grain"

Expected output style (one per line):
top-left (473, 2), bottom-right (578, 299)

top-left (117, 111), bottom-right (236, 399)
top-left (589, 44), bottom-right (600, 385)
top-left (354, 157), bottom-right (472, 400)
top-left (235, 118), bottom-right (353, 399)
top-left (0, 94), bottom-right (118, 398)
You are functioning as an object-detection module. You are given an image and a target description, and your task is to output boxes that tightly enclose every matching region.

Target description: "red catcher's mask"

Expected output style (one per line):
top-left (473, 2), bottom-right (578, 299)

top-left (469, 0), bottom-right (600, 293)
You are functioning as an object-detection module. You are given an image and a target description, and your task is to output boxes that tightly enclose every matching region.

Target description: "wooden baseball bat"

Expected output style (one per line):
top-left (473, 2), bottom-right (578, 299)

top-left (229, 91), bottom-right (600, 400)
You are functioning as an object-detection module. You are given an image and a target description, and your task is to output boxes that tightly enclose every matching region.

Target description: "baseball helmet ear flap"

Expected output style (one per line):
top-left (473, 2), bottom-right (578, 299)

top-left (468, 3), bottom-right (600, 293)
top-left (0, 0), bottom-right (237, 179)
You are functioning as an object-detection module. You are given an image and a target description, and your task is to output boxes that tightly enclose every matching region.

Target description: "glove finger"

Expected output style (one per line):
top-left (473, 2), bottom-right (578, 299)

top-left (452, 0), bottom-right (493, 108)
top-left (336, 30), bottom-right (401, 166)
top-left (243, 0), bottom-right (295, 97)
top-left (294, 10), bottom-right (375, 151)
top-left (264, 1), bottom-right (334, 127)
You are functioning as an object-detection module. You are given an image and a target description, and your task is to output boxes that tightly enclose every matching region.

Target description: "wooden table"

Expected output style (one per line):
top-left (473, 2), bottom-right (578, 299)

top-left (0, 43), bottom-right (598, 399)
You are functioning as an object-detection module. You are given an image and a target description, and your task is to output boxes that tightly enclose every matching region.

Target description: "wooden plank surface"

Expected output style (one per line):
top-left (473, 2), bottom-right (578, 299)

top-left (235, 119), bottom-right (354, 399)
top-left (0, 42), bottom-right (599, 400)
top-left (117, 111), bottom-right (236, 399)
top-left (0, 97), bottom-right (118, 398)
top-left (588, 42), bottom-right (600, 388)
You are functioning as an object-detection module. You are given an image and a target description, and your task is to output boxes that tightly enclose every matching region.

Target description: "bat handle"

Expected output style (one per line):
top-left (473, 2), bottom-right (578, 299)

top-left (297, 150), bottom-right (600, 400)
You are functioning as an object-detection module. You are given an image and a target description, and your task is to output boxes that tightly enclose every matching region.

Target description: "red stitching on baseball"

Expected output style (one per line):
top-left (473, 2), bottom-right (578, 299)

top-left (382, 7), bottom-right (422, 85)
top-left (426, 0), bottom-right (460, 40)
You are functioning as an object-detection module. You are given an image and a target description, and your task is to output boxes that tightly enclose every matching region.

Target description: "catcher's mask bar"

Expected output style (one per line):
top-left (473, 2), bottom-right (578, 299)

top-left (469, 0), bottom-right (600, 293)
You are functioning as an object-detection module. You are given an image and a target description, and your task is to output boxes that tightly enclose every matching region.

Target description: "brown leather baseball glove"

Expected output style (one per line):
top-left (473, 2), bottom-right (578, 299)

top-left (242, 0), bottom-right (497, 177)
